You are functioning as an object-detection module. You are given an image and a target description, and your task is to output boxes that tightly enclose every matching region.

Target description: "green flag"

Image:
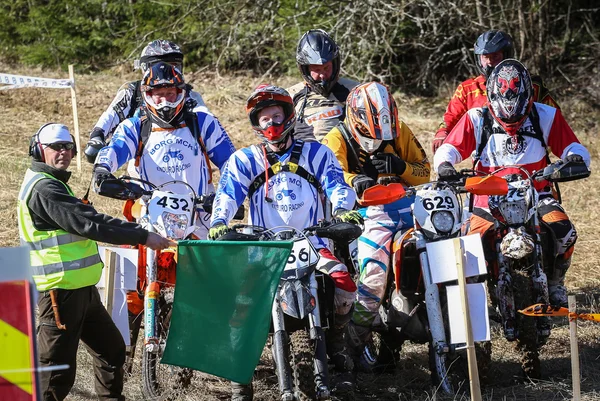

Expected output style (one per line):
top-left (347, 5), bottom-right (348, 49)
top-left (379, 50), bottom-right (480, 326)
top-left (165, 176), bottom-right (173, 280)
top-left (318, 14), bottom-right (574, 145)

top-left (161, 240), bottom-right (293, 384)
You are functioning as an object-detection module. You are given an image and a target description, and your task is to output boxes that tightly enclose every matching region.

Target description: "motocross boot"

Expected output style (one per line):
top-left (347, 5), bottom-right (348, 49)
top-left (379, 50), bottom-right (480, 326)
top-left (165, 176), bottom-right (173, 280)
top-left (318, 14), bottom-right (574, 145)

top-left (346, 321), bottom-right (376, 373)
top-left (548, 256), bottom-right (571, 308)
top-left (327, 312), bottom-right (356, 394)
top-left (231, 381), bottom-right (253, 401)
top-left (327, 312), bottom-right (354, 372)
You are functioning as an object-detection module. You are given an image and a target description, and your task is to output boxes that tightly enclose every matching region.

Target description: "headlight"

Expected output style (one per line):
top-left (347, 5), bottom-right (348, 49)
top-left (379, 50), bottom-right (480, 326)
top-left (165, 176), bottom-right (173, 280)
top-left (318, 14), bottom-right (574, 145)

top-left (431, 211), bottom-right (454, 233)
top-left (162, 212), bottom-right (189, 239)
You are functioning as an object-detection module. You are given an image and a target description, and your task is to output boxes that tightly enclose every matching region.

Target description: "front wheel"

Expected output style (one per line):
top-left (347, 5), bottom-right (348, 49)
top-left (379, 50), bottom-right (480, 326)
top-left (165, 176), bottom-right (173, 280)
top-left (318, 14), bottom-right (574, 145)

top-left (513, 269), bottom-right (541, 379)
top-left (141, 288), bottom-right (193, 400)
top-left (290, 330), bottom-right (317, 401)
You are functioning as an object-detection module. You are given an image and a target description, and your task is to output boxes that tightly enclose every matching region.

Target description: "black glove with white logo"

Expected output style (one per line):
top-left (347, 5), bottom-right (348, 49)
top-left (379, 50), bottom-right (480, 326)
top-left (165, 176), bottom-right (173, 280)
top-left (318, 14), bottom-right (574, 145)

top-left (371, 153), bottom-right (406, 175)
top-left (352, 175), bottom-right (376, 198)
top-left (565, 154), bottom-right (584, 164)
top-left (93, 165), bottom-right (115, 188)
top-left (437, 162), bottom-right (460, 181)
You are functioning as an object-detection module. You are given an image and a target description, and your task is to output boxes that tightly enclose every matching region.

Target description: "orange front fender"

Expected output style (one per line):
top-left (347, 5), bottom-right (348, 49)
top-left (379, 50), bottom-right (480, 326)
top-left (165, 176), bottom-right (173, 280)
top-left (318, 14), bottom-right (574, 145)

top-left (392, 228), bottom-right (414, 292)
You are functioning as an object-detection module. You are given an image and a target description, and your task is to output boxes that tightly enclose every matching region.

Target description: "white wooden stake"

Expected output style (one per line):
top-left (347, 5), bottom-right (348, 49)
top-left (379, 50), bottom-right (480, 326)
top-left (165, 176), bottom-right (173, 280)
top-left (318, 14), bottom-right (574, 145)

top-left (453, 237), bottom-right (482, 401)
top-left (68, 65), bottom-right (81, 173)
top-left (569, 295), bottom-right (581, 401)
top-left (104, 248), bottom-right (117, 318)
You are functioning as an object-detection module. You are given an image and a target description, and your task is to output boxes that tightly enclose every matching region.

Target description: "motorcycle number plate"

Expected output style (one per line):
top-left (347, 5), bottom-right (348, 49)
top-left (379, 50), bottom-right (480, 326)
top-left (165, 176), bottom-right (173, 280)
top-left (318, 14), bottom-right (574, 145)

top-left (146, 191), bottom-right (194, 237)
top-left (286, 238), bottom-right (319, 271)
top-left (506, 180), bottom-right (528, 201)
top-left (418, 189), bottom-right (457, 212)
top-left (148, 191), bottom-right (194, 215)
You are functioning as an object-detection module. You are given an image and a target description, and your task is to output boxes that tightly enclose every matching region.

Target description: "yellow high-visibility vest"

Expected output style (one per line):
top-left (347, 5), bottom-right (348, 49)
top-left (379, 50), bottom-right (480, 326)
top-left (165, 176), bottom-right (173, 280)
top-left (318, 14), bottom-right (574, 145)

top-left (17, 169), bottom-right (103, 291)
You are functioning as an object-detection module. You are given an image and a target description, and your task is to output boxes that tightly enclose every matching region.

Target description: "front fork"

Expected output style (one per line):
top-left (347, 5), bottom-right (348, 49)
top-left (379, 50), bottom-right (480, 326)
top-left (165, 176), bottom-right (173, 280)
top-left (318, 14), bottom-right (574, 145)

top-left (271, 275), bottom-right (330, 400)
top-left (144, 246), bottom-right (161, 352)
top-left (495, 222), bottom-right (550, 341)
top-left (416, 233), bottom-right (452, 394)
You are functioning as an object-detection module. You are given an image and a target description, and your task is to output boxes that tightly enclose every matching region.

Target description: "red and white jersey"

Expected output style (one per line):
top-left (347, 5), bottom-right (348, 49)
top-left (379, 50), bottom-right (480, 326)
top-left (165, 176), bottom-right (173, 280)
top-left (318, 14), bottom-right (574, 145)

top-left (434, 102), bottom-right (590, 205)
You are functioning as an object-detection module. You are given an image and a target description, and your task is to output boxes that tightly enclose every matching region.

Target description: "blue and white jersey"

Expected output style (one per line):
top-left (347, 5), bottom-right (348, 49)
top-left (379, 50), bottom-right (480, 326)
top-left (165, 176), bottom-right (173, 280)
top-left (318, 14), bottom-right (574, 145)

top-left (211, 139), bottom-right (356, 248)
top-left (96, 111), bottom-right (235, 196)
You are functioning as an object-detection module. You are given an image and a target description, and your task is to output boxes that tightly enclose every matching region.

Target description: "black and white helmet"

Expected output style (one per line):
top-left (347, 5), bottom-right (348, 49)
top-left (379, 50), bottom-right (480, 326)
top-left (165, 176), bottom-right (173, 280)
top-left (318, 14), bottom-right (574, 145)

top-left (296, 29), bottom-right (340, 97)
top-left (138, 40), bottom-right (184, 74)
top-left (474, 30), bottom-right (515, 77)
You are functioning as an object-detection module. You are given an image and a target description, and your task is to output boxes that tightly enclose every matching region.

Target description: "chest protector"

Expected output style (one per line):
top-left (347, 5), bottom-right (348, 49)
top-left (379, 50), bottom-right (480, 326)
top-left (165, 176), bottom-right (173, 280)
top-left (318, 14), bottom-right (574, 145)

top-left (248, 140), bottom-right (322, 200)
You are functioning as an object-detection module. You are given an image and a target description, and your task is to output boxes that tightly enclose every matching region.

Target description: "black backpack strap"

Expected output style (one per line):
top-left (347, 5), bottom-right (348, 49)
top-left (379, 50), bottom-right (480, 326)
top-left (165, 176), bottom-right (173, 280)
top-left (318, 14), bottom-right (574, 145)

top-left (527, 103), bottom-right (551, 163)
top-left (473, 106), bottom-right (494, 168)
top-left (128, 80), bottom-right (142, 119)
top-left (330, 83), bottom-right (352, 120)
top-left (289, 139), bottom-right (304, 164)
top-left (338, 123), bottom-right (367, 175)
top-left (134, 114), bottom-right (152, 168)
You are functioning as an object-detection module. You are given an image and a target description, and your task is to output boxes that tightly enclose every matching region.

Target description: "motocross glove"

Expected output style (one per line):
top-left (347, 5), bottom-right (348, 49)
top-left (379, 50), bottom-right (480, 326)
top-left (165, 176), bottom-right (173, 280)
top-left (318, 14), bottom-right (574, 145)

top-left (432, 131), bottom-right (448, 153)
top-left (84, 127), bottom-right (106, 164)
top-left (333, 209), bottom-right (364, 226)
top-left (371, 153), bottom-right (406, 175)
top-left (208, 223), bottom-right (232, 240)
top-left (565, 154), bottom-right (584, 164)
top-left (437, 162), bottom-right (460, 181)
top-left (93, 165), bottom-right (116, 188)
top-left (352, 175), bottom-right (376, 198)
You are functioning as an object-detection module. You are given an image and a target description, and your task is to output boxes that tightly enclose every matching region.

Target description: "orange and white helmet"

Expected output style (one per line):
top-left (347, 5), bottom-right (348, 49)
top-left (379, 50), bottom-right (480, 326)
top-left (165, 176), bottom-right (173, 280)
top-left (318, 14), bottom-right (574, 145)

top-left (345, 82), bottom-right (398, 153)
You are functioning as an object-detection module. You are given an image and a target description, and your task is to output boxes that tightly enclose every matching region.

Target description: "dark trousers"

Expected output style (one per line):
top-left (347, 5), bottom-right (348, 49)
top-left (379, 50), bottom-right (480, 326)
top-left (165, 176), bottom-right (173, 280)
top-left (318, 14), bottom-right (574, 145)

top-left (37, 285), bottom-right (125, 401)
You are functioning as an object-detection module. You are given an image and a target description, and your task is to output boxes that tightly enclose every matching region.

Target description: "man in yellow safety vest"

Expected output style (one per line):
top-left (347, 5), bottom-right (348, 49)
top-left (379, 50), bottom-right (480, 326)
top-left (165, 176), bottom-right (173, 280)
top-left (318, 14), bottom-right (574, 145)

top-left (17, 123), bottom-right (173, 401)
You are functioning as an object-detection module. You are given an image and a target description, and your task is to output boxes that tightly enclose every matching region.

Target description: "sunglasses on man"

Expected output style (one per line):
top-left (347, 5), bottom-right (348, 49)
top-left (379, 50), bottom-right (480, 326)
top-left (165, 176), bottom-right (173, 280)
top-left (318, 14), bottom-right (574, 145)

top-left (44, 143), bottom-right (75, 151)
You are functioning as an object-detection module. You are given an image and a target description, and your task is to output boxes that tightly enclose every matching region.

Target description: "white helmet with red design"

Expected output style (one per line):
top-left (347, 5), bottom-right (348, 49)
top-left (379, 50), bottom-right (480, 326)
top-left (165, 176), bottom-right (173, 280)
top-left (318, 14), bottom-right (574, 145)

top-left (246, 84), bottom-right (296, 144)
top-left (487, 59), bottom-right (533, 133)
top-left (345, 82), bottom-right (398, 153)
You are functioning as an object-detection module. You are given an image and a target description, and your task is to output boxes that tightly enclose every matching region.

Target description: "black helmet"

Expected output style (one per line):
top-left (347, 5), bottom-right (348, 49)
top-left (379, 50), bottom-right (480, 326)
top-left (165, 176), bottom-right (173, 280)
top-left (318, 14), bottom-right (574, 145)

top-left (296, 29), bottom-right (340, 97)
top-left (140, 62), bottom-right (187, 125)
top-left (487, 59), bottom-right (533, 134)
top-left (474, 30), bottom-right (515, 77)
top-left (139, 40), bottom-right (184, 74)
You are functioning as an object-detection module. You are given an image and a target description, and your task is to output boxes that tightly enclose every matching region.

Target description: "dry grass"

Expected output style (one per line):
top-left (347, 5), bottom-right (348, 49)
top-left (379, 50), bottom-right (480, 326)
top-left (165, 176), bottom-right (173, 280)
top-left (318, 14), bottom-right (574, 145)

top-left (2, 63), bottom-right (600, 400)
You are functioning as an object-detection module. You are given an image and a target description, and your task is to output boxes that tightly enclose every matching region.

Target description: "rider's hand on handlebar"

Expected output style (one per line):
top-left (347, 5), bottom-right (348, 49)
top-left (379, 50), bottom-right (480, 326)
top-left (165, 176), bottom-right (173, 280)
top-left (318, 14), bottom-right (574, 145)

top-left (352, 175), bottom-right (376, 198)
top-left (208, 223), bottom-right (232, 241)
top-left (437, 162), bottom-right (461, 181)
top-left (333, 209), bottom-right (364, 226)
top-left (371, 153), bottom-right (406, 175)
top-left (565, 154), bottom-right (584, 164)
top-left (93, 165), bottom-right (116, 187)
top-left (145, 232), bottom-right (176, 250)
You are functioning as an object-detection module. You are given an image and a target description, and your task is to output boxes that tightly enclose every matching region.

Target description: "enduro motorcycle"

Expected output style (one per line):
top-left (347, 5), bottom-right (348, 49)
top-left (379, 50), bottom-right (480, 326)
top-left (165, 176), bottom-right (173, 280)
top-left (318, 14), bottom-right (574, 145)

top-left (359, 174), bottom-right (504, 394)
top-left (97, 176), bottom-right (242, 400)
top-left (222, 221), bottom-right (362, 401)
top-left (477, 159), bottom-right (590, 379)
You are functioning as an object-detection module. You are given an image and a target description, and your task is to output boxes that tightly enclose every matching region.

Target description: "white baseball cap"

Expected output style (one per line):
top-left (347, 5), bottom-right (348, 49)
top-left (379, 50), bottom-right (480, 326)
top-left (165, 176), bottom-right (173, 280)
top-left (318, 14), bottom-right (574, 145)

top-left (38, 124), bottom-right (73, 144)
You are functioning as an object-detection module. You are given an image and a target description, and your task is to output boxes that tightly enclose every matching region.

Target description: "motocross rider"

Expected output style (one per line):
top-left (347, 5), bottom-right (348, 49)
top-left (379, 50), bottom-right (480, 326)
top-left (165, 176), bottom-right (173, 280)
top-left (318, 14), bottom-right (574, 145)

top-left (434, 59), bottom-right (591, 308)
top-left (208, 84), bottom-right (362, 400)
top-left (92, 62), bottom-right (235, 350)
top-left (84, 39), bottom-right (211, 162)
top-left (287, 29), bottom-right (359, 142)
top-left (323, 82), bottom-right (430, 370)
top-left (432, 30), bottom-right (559, 153)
